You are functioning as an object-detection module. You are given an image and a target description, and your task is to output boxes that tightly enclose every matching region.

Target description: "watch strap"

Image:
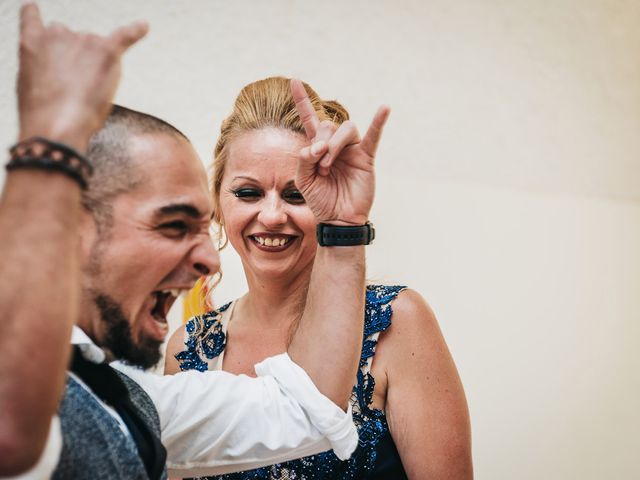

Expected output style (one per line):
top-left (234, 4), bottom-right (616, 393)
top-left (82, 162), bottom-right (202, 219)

top-left (316, 222), bottom-right (375, 247)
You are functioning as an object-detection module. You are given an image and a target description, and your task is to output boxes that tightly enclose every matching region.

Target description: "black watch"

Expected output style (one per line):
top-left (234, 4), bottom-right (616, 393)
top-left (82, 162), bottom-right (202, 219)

top-left (316, 222), bottom-right (375, 247)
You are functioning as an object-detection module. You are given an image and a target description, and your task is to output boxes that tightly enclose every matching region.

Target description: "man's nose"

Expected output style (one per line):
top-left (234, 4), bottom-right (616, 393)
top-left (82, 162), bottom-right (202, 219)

top-left (189, 233), bottom-right (220, 277)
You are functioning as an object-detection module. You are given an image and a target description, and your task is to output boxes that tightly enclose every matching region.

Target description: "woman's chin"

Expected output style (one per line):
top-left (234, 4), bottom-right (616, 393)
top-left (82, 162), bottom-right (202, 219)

top-left (244, 258), bottom-right (312, 283)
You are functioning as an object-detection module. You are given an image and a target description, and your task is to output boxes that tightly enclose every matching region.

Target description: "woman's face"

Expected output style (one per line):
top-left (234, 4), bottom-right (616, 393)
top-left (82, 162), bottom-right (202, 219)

top-left (218, 127), bottom-right (317, 281)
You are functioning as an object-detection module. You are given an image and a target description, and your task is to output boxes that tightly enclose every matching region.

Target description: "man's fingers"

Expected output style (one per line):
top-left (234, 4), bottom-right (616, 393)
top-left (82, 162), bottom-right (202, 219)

top-left (107, 21), bottom-right (149, 53)
top-left (320, 120), bottom-right (360, 168)
top-left (291, 78), bottom-right (319, 140)
top-left (360, 105), bottom-right (391, 160)
top-left (48, 21), bottom-right (70, 35)
top-left (20, 1), bottom-right (43, 37)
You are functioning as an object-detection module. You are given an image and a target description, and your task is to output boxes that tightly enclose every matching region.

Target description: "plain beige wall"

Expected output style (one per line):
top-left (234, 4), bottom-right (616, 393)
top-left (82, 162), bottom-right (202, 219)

top-left (1, 1), bottom-right (638, 478)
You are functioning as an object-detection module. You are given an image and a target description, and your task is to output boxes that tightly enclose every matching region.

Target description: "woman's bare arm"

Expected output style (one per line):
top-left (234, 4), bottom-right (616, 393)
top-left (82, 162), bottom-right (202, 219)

top-left (383, 289), bottom-right (473, 479)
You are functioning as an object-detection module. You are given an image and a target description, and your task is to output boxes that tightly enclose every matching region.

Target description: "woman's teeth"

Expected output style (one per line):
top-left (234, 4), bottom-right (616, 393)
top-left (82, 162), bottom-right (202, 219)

top-left (254, 236), bottom-right (290, 247)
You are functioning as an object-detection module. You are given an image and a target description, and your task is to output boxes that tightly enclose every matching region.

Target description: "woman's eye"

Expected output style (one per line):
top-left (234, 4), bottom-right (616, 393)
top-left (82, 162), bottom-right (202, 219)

top-left (283, 189), bottom-right (305, 204)
top-left (159, 221), bottom-right (189, 238)
top-left (233, 188), bottom-right (261, 200)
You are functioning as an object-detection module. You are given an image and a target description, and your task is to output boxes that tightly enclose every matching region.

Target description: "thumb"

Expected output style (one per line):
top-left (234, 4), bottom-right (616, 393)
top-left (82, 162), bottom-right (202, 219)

top-left (296, 140), bottom-right (327, 187)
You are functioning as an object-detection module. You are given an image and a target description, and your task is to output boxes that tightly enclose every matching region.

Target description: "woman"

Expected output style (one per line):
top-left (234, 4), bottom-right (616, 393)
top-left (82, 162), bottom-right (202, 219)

top-left (166, 77), bottom-right (472, 479)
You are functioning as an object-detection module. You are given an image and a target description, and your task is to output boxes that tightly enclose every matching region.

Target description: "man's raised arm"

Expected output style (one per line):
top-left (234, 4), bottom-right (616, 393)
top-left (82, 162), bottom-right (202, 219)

top-left (0, 4), bottom-right (146, 474)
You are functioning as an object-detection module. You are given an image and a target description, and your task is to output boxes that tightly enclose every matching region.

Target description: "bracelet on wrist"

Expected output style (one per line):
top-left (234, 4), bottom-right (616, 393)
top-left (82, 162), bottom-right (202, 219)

top-left (316, 221), bottom-right (375, 247)
top-left (6, 137), bottom-right (93, 190)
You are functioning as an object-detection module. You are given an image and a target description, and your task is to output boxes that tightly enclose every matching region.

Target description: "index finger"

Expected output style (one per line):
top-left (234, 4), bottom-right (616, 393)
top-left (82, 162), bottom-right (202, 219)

top-left (291, 78), bottom-right (320, 140)
top-left (20, 1), bottom-right (44, 37)
top-left (360, 105), bottom-right (390, 160)
top-left (107, 21), bottom-right (149, 53)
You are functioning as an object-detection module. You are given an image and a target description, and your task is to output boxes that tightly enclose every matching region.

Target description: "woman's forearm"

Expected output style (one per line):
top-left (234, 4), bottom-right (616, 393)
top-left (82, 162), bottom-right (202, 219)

top-left (287, 245), bottom-right (366, 408)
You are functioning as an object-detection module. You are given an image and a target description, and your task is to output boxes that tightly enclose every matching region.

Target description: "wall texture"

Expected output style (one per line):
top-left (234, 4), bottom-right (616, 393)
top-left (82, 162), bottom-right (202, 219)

top-left (1, 1), bottom-right (638, 478)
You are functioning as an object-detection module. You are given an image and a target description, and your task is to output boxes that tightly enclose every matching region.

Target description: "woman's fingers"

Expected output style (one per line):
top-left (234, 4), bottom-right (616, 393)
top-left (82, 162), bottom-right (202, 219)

top-left (360, 105), bottom-right (391, 161)
top-left (297, 139), bottom-right (329, 179)
top-left (319, 120), bottom-right (360, 169)
top-left (291, 78), bottom-right (320, 140)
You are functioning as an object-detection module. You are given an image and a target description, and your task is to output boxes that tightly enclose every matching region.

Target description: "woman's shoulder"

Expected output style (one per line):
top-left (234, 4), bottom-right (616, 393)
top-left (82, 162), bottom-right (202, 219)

top-left (368, 285), bottom-right (439, 343)
top-left (365, 283), bottom-right (435, 325)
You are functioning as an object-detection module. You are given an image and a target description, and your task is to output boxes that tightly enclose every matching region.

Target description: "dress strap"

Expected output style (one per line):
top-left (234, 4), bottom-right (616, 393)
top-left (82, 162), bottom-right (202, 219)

top-left (360, 285), bottom-right (407, 376)
top-left (175, 300), bottom-right (233, 372)
top-left (210, 300), bottom-right (236, 371)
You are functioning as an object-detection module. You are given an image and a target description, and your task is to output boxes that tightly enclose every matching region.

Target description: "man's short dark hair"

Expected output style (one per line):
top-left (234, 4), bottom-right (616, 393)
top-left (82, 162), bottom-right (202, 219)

top-left (83, 104), bottom-right (189, 233)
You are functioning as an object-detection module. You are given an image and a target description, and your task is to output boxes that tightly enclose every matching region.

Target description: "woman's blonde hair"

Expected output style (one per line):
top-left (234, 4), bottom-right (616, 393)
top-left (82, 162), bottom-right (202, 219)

top-left (197, 77), bottom-right (349, 313)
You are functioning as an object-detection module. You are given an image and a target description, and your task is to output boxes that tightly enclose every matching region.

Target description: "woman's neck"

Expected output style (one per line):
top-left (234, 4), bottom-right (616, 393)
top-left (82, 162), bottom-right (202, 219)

top-left (238, 264), bottom-right (313, 329)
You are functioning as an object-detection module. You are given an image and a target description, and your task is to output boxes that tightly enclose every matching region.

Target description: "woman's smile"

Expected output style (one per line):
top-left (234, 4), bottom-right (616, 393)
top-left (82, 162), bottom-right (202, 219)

top-left (248, 232), bottom-right (297, 252)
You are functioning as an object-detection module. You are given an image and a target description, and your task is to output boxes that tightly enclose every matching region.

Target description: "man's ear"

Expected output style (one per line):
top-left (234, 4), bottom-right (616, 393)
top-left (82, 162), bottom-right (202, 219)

top-left (79, 208), bottom-right (98, 262)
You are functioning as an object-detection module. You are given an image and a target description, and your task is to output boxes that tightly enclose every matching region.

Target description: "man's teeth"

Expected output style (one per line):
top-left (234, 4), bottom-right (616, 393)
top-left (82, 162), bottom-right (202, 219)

top-left (254, 236), bottom-right (290, 247)
top-left (161, 289), bottom-right (184, 298)
top-left (153, 318), bottom-right (169, 330)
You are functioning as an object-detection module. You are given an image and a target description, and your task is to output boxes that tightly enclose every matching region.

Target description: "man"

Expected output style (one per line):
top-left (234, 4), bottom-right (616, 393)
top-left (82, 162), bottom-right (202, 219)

top-left (0, 3), bottom-right (389, 479)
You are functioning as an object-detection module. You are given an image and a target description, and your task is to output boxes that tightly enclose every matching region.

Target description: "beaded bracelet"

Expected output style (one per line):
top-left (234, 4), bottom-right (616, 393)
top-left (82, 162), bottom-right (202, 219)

top-left (6, 137), bottom-right (93, 190)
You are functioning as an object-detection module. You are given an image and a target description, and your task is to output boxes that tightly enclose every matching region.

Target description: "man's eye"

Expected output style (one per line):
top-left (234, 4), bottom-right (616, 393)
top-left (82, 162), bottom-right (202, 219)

top-left (283, 189), bottom-right (305, 204)
top-left (232, 188), bottom-right (261, 200)
top-left (159, 221), bottom-right (189, 238)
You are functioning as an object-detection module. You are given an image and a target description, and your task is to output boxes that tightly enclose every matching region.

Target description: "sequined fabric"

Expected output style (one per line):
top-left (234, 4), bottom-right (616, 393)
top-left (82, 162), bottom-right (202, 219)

top-left (177, 285), bottom-right (406, 480)
top-left (175, 302), bottom-right (232, 372)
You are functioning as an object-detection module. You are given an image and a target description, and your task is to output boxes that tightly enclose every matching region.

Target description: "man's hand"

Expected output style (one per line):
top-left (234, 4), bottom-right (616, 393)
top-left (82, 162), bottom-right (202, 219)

top-left (17, 2), bottom-right (148, 152)
top-left (290, 78), bottom-right (390, 226)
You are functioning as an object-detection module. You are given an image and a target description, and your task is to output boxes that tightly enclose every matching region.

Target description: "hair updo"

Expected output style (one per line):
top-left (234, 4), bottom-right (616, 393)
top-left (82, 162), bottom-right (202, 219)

top-left (210, 76), bottom-right (349, 226)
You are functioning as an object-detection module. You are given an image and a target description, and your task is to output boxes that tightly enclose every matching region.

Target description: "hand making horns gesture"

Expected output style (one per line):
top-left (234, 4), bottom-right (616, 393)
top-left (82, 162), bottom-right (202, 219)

top-left (17, 1), bottom-right (148, 151)
top-left (290, 79), bottom-right (390, 226)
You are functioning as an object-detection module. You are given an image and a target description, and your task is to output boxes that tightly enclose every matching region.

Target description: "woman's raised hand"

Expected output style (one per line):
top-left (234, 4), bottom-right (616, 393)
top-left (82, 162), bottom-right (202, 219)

top-left (291, 79), bottom-right (390, 226)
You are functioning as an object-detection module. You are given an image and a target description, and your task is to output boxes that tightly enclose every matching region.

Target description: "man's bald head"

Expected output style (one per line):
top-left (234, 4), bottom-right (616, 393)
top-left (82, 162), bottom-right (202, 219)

top-left (83, 105), bottom-right (189, 232)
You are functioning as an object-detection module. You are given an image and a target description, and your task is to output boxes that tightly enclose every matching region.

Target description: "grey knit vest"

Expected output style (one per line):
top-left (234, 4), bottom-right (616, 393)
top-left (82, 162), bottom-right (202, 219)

top-left (52, 371), bottom-right (168, 480)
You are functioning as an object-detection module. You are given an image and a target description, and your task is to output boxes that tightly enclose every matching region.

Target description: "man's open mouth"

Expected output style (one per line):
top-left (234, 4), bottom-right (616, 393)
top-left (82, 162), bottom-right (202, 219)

top-left (148, 289), bottom-right (184, 337)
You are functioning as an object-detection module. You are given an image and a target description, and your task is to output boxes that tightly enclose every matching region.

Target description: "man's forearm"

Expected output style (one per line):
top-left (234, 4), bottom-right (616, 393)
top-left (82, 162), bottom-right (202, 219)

top-left (287, 246), bottom-right (365, 408)
top-left (0, 168), bottom-right (80, 474)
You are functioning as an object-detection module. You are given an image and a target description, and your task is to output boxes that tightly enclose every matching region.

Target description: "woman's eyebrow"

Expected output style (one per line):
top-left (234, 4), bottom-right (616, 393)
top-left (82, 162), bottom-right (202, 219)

top-left (232, 175), bottom-right (259, 182)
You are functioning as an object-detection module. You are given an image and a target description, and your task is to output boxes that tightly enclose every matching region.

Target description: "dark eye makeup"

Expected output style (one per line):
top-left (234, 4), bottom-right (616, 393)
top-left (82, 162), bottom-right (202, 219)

top-left (231, 187), bottom-right (262, 199)
top-left (229, 186), bottom-right (305, 204)
top-left (283, 189), bottom-right (305, 204)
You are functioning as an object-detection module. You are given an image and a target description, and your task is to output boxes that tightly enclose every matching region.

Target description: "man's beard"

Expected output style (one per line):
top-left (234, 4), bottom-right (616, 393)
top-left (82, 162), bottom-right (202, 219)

top-left (94, 294), bottom-right (162, 369)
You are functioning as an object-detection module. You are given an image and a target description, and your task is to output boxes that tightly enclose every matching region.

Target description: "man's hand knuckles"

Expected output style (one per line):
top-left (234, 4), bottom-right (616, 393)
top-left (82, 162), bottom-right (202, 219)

top-left (47, 22), bottom-right (70, 36)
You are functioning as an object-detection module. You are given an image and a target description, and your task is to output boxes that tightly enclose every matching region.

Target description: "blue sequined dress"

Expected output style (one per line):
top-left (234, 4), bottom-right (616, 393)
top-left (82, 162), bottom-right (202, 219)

top-left (175, 285), bottom-right (408, 480)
